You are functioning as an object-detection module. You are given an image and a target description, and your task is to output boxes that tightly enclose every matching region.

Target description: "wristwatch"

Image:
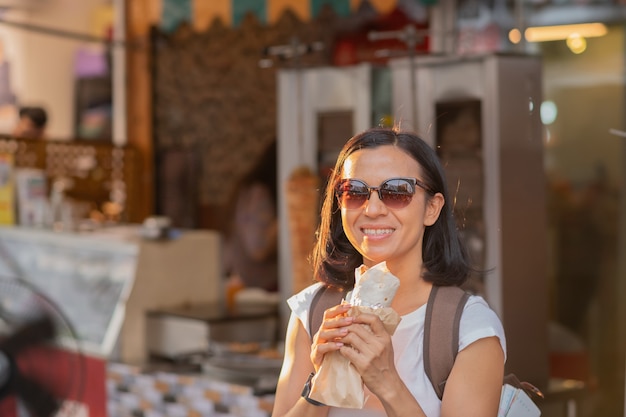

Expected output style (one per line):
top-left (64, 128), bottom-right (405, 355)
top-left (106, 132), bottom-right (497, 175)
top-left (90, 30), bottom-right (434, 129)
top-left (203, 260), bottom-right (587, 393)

top-left (301, 372), bottom-right (326, 406)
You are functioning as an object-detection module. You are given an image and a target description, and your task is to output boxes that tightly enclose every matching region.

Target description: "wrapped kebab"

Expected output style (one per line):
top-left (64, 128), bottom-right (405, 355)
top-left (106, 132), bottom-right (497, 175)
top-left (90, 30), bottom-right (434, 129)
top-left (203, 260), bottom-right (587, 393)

top-left (309, 262), bottom-right (402, 408)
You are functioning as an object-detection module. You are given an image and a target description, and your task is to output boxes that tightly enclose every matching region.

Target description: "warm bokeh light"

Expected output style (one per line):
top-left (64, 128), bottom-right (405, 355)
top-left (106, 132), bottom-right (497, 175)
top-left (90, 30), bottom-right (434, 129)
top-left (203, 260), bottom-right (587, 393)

top-left (508, 28), bottom-right (522, 44)
top-left (566, 34), bottom-right (587, 54)
top-left (524, 23), bottom-right (607, 42)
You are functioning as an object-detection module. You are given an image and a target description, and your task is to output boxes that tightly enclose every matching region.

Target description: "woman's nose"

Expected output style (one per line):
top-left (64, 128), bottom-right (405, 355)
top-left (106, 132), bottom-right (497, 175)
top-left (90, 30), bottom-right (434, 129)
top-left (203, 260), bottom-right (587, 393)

top-left (363, 190), bottom-right (388, 216)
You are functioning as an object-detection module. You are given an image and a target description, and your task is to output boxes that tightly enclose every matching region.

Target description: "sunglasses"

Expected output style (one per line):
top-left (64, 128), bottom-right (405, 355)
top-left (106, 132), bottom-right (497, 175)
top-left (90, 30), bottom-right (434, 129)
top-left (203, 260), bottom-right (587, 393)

top-left (335, 177), bottom-right (433, 210)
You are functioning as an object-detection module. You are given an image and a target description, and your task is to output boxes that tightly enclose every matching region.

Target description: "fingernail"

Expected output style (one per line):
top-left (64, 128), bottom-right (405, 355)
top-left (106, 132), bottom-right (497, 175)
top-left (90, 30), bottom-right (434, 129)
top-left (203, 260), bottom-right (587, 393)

top-left (335, 342), bottom-right (344, 347)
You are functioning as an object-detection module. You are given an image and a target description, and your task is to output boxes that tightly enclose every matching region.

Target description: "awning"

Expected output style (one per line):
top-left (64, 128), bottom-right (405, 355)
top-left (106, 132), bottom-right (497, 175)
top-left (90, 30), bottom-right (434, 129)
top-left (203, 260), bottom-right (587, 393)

top-left (160, 0), bottom-right (401, 32)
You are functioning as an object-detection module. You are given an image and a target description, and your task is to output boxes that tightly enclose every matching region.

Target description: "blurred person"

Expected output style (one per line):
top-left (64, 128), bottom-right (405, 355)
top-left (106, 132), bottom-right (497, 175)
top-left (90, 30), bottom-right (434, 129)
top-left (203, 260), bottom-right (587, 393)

top-left (13, 106), bottom-right (48, 139)
top-left (223, 140), bottom-right (278, 293)
top-left (272, 127), bottom-right (505, 417)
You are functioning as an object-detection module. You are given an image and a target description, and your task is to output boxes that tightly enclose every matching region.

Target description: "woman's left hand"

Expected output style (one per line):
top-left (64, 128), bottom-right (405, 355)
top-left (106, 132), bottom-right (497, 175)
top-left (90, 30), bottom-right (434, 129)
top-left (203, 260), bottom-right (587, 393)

top-left (337, 312), bottom-right (399, 398)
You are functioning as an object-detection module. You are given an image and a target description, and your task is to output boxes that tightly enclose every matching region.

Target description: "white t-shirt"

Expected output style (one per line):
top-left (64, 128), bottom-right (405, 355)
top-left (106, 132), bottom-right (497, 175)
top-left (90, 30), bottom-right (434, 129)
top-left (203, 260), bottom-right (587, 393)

top-left (287, 283), bottom-right (507, 417)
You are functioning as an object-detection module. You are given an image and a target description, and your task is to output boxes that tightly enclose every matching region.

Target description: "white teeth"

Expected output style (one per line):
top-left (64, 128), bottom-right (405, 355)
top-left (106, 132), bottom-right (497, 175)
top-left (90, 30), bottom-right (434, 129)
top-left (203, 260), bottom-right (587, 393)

top-left (362, 228), bottom-right (394, 236)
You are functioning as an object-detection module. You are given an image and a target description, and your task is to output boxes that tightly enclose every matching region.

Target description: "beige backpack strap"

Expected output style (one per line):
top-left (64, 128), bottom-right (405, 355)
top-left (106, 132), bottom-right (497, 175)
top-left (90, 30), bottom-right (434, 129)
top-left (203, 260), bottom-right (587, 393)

top-left (423, 285), bottom-right (470, 400)
top-left (308, 286), bottom-right (346, 338)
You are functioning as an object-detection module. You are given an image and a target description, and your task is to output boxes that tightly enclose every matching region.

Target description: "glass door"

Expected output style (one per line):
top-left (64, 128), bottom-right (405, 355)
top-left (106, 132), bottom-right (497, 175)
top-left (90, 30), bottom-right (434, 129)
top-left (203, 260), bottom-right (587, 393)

top-left (539, 23), bottom-right (625, 417)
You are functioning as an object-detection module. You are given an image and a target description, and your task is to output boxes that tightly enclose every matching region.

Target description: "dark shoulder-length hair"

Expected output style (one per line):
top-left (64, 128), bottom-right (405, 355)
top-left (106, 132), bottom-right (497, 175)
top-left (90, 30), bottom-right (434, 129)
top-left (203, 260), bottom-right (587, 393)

top-left (311, 127), bottom-right (471, 290)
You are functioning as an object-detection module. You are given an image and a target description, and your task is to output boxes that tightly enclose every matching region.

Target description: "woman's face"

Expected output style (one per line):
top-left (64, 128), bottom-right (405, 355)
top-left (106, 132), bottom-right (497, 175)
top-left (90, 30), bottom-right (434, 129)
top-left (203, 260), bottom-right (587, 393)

top-left (339, 145), bottom-right (444, 270)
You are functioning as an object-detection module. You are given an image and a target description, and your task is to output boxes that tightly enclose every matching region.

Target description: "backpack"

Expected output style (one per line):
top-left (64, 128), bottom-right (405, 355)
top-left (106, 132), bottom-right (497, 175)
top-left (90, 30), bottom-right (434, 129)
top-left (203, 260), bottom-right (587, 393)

top-left (308, 284), bottom-right (543, 404)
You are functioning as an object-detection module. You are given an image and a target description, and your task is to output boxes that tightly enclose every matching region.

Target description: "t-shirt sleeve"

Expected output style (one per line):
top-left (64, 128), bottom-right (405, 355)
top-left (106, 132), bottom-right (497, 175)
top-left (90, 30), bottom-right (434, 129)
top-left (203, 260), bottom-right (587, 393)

top-left (459, 295), bottom-right (507, 360)
top-left (286, 283), bottom-right (323, 337)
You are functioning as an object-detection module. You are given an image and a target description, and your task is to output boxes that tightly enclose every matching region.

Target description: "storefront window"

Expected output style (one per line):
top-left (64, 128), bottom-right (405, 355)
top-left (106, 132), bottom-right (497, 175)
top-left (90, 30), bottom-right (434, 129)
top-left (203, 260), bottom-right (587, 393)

top-left (540, 23), bottom-right (625, 416)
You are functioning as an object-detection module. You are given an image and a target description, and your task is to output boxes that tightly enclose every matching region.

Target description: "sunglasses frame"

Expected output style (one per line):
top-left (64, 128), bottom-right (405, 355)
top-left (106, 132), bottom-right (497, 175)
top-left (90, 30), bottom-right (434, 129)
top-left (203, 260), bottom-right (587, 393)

top-left (335, 177), bottom-right (433, 210)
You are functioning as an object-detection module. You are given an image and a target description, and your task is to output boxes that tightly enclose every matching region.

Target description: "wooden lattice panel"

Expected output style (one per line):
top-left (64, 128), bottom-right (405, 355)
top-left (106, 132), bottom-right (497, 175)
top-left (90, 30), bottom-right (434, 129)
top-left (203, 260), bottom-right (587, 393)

top-left (0, 136), bottom-right (139, 223)
top-left (152, 9), bottom-right (337, 220)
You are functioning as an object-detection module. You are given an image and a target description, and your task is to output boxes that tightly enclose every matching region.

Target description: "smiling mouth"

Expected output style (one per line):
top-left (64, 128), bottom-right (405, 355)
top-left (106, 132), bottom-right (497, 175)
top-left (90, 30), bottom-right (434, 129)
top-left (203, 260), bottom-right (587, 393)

top-left (362, 228), bottom-right (395, 236)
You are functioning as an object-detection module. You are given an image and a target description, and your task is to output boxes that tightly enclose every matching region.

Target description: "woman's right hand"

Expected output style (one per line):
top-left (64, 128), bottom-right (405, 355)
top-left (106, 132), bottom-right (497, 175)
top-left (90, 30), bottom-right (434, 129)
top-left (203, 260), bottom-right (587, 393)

top-left (310, 303), bottom-right (353, 371)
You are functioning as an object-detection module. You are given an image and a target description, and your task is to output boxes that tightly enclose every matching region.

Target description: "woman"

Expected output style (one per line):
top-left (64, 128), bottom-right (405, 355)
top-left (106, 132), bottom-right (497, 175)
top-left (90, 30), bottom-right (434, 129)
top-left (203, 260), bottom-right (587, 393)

top-left (272, 127), bottom-right (505, 417)
top-left (224, 140), bottom-right (279, 292)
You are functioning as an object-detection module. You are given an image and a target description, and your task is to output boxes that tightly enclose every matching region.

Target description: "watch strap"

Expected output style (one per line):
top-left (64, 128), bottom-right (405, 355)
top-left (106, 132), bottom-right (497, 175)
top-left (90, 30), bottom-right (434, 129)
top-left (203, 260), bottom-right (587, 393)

top-left (301, 372), bottom-right (326, 406)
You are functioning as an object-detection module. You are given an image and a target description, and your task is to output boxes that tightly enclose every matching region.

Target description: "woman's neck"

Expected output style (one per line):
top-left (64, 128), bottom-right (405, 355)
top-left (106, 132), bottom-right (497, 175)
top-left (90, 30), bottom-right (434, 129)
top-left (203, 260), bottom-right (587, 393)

top-left (390, 271), bottom-right (432, 316)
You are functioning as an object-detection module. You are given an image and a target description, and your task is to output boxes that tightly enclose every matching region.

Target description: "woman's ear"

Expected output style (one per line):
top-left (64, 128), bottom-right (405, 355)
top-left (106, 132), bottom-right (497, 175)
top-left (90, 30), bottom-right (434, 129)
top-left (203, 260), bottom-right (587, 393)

top-left (424, 193), bottom-right (445, 226)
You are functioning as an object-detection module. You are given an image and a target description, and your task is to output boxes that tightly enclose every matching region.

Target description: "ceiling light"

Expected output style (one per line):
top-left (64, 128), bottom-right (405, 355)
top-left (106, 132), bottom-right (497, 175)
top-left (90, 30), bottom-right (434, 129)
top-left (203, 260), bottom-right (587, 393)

top-left (524, 23), bottom-right (607, 42)
top-left (566, 34), bottom-right (587, 54)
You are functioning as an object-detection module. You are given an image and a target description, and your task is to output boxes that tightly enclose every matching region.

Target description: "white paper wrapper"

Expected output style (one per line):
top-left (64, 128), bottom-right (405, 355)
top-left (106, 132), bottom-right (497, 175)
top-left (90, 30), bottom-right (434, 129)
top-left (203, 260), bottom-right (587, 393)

top-left (309, 262), bottom-right (402, 408)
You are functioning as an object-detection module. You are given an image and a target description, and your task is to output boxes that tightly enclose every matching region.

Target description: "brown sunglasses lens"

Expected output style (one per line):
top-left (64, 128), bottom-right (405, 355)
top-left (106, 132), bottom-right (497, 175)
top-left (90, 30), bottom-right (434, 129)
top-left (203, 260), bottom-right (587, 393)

top-left (336, 178), bottom-right (416, 209)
